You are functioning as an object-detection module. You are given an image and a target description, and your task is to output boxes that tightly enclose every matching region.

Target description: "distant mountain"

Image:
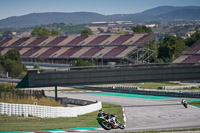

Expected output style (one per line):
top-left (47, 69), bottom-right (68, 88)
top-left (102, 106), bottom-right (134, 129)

top-left (1, 6), bottom-right (200, 28)
top-left (156, 9), bottom-right (200, 21)
top-left (140, 6), bottom-right (200, 16)
top-left (0, 12), bottom-right (109, 28)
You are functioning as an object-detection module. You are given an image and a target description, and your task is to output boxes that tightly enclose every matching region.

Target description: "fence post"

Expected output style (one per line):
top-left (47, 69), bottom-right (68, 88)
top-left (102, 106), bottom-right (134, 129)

top-left (55, 86), bottom-right (58, 101)
top-left (4, 88), bottom-right (6, 100)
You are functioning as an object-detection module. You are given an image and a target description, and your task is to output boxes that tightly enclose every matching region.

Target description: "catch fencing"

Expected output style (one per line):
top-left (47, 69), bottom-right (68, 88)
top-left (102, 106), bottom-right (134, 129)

top-left (0, 101), bottom-right (102, 118)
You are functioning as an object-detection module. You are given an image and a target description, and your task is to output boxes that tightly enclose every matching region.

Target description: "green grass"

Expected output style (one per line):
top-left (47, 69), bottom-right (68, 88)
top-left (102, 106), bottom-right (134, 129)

top-left (0, 103), bottom-right (124, 132)
top-left (188, 101), bottom-right (200, 107)
top-left (122, 82), bottom-right (184, 89)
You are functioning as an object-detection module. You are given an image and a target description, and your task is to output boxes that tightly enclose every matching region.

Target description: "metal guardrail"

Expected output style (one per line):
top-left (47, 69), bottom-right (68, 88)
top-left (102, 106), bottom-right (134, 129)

top-left (0, 78), bottom-right (21, 83)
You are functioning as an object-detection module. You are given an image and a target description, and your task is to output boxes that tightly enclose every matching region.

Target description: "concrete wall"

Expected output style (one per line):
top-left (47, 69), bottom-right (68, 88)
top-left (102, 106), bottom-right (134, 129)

top-left (25, 65), bottom-right (200, 87)
top-left (0, 101), bottom-right (102, 118)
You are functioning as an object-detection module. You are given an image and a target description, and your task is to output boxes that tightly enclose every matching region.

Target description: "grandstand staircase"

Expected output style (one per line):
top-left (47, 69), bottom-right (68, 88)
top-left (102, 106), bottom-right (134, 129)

top-left (129, 47), bottom-right (156, 64)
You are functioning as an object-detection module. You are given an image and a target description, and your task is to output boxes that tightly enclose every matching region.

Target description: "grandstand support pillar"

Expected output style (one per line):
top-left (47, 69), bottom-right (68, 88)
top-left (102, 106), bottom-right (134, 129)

top-left (55, 86), bottom-right (58, 101)
top-left (136, 49), bottom-right (138, 64)
top-left (148, 41), bottom-right (150, 64)
top-left (101, 57), bottom-right (103, 66)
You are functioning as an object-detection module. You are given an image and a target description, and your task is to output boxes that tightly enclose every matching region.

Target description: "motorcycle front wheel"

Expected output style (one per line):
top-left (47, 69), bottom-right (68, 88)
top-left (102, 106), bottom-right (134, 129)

top-left (99, 121), bottom-right (112, 130)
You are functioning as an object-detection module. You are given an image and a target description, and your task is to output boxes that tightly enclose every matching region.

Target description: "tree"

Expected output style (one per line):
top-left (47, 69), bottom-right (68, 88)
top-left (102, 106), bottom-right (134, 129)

top-left (5, 49), bottom-right (21, 62)
top-left (34, 63), bottom-right (40, 69)
top-left (73, 59), bottom-right (95, 67)
top-left (117, 29), bottom-right (124, 35)
top-left (31, 27), bottom-right (59, 37)
top-left (185, 30), bottom-right (200, 47)
top-left (174, 39), bottom-right (187, 57)
top-left (157, 35), bottom-right (187, 62)
top-left (4, 59), bottom-right (24, 78)
top-left (51, 29), bottom-right (60, 36)
top-left (0, 53), bottom-right (5, 66)
top-left (81, 29), bottom-right (93, 35)
top-left (132, 25), bottom-right (152, 33)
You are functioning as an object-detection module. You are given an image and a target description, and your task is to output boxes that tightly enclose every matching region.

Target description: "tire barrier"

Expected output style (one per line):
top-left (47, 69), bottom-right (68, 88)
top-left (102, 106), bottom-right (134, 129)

top-left (0, 101), bottom-right (102, 118)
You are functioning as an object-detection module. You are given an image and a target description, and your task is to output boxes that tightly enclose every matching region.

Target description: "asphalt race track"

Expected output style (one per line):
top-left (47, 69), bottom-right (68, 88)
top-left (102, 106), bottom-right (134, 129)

top-left (46, 91), bottom-right (200, 132)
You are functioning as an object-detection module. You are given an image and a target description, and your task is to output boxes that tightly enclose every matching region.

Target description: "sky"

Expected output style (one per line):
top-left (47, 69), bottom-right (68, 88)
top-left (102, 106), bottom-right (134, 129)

top-left (0, 0), bottom-right (200, 20)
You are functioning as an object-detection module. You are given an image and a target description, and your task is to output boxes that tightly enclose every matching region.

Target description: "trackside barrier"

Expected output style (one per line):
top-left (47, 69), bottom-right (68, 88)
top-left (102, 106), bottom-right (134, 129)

top-left (0, 101), bottom-right (102, 118)
top-left (87, 86), bottom-right (200, 98)
top-left (158, 85), bottom-right (200, 90)
top-left (87, 85), bottom-right (138, 92)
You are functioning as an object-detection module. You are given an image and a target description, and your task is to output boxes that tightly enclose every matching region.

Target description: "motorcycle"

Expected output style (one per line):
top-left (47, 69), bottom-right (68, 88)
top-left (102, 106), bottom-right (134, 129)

top-left (182, 102), bottom-right (188, 108)
top-left (181, 99), bottom-right (188, 108)
top-left (96, 113), bottom-right (125, 130)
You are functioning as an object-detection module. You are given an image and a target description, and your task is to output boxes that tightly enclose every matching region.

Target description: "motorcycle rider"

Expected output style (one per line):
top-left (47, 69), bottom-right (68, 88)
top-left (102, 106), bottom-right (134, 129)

top-left (181, 99), bottom-right (188, 108)
top-left (181, 99), bottom-right (187, 104)
top-left (98, 110), bottom-right (117, 126)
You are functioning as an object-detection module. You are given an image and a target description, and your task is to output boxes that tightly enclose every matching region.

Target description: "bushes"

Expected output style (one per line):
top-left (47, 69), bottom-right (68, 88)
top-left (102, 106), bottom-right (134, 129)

top-left (0, 83), bottom-right (15, 90)
top-left (0, 49), bottom-right (27, 78)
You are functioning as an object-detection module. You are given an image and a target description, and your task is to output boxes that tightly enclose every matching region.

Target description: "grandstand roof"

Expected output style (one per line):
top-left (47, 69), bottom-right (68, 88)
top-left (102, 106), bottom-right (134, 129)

top-left (0, 34), bottom-right (154, 60)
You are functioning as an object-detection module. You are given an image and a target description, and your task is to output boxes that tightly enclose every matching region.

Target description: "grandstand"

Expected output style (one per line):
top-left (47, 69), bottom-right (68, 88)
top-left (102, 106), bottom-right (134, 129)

top-left (0, 34), bottom-right (154, 64)
top-left (173, 41), bottom-right (200, 64)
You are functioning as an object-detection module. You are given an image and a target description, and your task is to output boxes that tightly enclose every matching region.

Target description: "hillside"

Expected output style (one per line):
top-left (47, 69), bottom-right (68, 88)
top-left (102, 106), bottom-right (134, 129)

top-left (1, 6), bottom-right (200, 28)
top-left (0, 12), bottom-right (109, 28)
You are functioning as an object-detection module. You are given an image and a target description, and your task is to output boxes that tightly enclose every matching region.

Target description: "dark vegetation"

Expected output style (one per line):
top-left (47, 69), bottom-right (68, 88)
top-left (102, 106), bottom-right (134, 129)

top-left (0, 49), bottom-right (26, 78)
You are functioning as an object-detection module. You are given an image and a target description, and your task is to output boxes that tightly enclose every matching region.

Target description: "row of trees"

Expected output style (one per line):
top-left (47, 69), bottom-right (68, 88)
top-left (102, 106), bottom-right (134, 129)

top-left (156, 30), bottom-right (200, 63)
top-left (0, 49), bottom-right (26, 78)
top-left (31, 27), bottom-right (60, 37)
top-left (31, 26), bottom-right (93, 37)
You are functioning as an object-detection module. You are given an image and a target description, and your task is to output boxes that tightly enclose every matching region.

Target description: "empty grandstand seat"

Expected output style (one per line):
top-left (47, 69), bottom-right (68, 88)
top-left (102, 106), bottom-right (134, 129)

top-left (22, 47), bottom-right (41, 57)
top-left (103, 46), bottom-right (127, 58)
top-left (67, 35), bottom-right (88, 45)
top-left (183, 55), bottom-right (200, 63)
top-left (109, 35), bottom-right (133, 45)
top-left (134, 34), bottom-right (153, 46)
top-left (39, 47), bottom-right (60, 58)
top-left (0, 38), bottom-right (12, 46)
top-left (187, 42), bottom-right (200, 53)
top-left (46, 36), bottom-right (68, 46)
top-left (59, 47), bottom-right (81, 58)
top-left (27, 37), bottom-right (48, 46)
top-left (81, 47), bottom-right (103, 58)
top-left (87, 35), bottom-right (110, 45)
top-left (10, 38), bottom-right (29, 46)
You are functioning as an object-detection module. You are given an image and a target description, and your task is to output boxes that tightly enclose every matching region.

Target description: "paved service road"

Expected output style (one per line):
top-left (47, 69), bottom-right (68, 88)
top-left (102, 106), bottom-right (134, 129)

top-left (45, 91), bottom-right (200, 132)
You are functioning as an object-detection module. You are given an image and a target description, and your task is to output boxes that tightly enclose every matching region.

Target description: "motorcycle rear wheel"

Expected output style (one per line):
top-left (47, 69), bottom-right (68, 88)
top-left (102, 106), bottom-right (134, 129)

top-left (99, 121), bottom-right (112, 130)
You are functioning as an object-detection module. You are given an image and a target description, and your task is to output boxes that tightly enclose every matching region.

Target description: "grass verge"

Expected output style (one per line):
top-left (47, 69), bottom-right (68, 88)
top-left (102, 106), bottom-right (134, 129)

top-left (122, 82), bottom-right (184, 89)
top-left (188, 101), bottom-right (200, 107)
top-left (95, 82), bottom-right (184, 90)
top-left (0, 103), bottom-right (124, 132)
